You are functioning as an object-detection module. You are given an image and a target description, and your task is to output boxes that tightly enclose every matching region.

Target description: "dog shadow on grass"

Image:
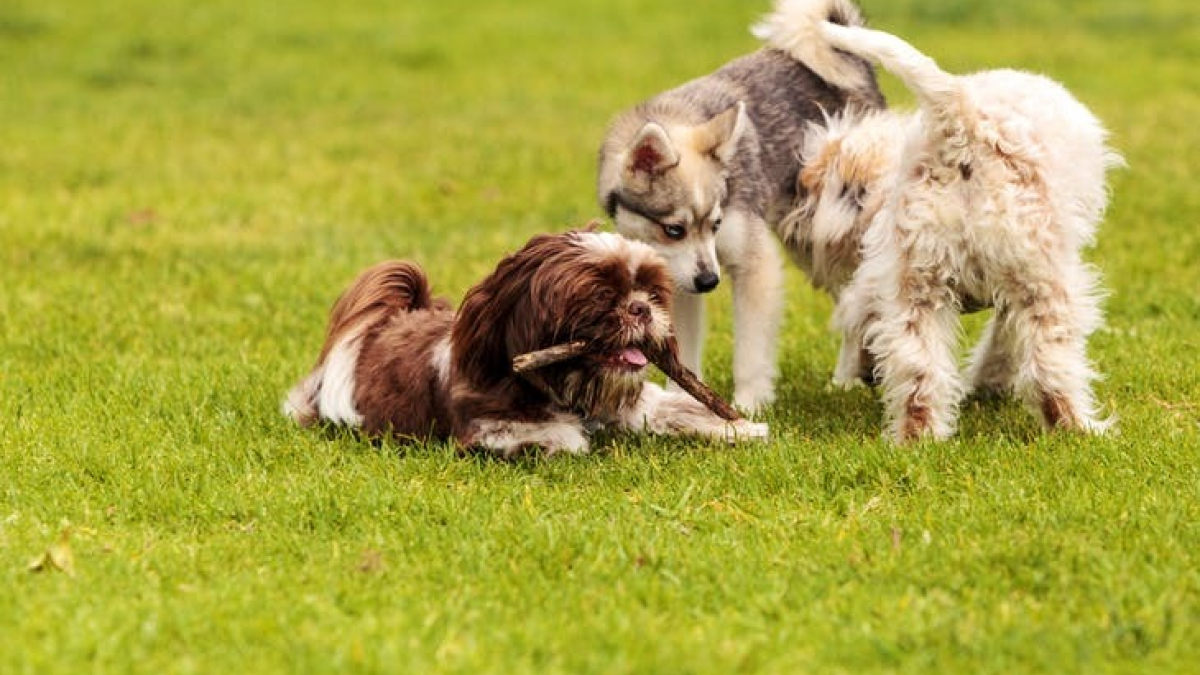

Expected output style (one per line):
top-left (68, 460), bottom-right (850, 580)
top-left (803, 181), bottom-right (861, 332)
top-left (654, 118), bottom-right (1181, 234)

top-left (760, 358), bottom-right (1047, 446)
top-left (299, 379), bottom-right (1047, 465)
top-left (308, 422), bottom-right (629, 467)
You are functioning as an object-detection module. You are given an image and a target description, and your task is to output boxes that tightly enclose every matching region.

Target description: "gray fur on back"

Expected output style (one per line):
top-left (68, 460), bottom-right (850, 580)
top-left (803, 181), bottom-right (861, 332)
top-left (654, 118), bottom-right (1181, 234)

top-left (599, 47), bottom-right (884, 225)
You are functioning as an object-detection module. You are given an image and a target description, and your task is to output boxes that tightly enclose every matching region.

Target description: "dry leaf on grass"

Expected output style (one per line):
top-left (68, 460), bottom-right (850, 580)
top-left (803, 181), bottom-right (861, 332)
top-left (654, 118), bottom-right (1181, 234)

top-left (357, 548), bottom-right (385, 574)
top-left (28, 523), bottom-right (75, 577)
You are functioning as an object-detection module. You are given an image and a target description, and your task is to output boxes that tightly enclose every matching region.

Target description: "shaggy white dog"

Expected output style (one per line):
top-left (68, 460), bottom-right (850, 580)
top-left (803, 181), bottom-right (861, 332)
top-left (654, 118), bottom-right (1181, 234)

top-left (779, 21), bottom-right (1123, 442)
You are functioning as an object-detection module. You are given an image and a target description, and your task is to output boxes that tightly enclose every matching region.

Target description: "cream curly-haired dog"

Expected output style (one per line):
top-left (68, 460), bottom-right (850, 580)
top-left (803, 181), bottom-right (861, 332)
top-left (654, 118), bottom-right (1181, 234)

top-left (780, 21), bottom-right (1123, 442)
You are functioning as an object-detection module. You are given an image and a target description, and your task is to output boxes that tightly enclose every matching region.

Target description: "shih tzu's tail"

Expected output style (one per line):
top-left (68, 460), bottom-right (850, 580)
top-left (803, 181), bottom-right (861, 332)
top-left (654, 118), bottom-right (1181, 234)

top-left (817, 21), bottom-right (959, 109)
top-left (752, 0), bottom-right (875, 92)
top-left (319, 260), bottom-right (437, 354)
top-left (283, 260), bottom-right (436, 427)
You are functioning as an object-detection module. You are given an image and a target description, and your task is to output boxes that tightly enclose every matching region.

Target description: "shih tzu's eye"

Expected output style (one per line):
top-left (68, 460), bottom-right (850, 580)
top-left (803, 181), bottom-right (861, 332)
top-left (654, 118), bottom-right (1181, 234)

top-left (596, 287), bottom-right (617, 304)
top-left (712, 216), bottom-right (723, 233)
top-left (661, 224), bottom-right (686, 240)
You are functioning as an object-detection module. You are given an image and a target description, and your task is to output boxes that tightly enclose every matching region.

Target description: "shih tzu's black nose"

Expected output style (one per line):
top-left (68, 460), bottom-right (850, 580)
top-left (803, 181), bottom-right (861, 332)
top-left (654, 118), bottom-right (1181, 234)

top-left (626, 299), bottom-right (652, 325)
top-left (693, 271), bottom-right (719, 293)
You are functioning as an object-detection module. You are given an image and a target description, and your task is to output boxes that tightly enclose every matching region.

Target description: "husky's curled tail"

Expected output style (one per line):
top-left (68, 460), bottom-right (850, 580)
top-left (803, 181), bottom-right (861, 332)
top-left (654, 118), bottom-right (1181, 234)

top-left (817, 20), bottom-right (961, 107)
top-left (752, 0), bottom-right (876, 93)
top-left (815, 20), bottom-right (979, 168)
top-left (283, 261), bottom-right (437, 427)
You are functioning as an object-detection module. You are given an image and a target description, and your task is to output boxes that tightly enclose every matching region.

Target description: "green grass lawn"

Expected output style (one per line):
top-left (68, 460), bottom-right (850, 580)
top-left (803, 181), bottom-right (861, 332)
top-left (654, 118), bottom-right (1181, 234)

top-left (2, 0), bottom-right (1197, 672)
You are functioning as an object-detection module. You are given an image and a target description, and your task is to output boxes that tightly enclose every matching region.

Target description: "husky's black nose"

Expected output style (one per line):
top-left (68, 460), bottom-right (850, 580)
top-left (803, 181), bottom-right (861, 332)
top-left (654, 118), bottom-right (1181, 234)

top-left (693, 271), bottom-right (720, 293)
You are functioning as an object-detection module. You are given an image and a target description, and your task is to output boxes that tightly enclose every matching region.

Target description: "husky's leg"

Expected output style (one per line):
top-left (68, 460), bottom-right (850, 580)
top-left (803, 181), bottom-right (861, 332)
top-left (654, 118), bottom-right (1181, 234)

top-left (724, 213), bottom-right (784, 413)
top-left (670, 289), bottom-right (706, 383)
top-left (966, 312), bottom-right (1018, 398)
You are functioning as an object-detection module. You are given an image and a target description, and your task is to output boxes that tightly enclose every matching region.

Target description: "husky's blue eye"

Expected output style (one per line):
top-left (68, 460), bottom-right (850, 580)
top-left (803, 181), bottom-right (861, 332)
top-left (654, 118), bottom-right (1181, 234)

top-left (662, 224), bottom-right (686, 240)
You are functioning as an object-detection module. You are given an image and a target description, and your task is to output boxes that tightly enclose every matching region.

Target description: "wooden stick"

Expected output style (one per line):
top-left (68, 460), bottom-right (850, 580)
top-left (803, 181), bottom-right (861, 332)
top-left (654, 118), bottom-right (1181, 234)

top-left (511, 338), bottom-right (742, 421)
top-left (511, 340), bottom-right (589, 373)
top-left (647, 336), bottom-right (742, 421)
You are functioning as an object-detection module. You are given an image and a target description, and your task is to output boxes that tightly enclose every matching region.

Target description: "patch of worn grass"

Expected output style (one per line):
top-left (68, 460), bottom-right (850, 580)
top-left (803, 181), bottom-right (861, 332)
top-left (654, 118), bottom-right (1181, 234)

top-left (1, 1), bottom-right (1197, 673)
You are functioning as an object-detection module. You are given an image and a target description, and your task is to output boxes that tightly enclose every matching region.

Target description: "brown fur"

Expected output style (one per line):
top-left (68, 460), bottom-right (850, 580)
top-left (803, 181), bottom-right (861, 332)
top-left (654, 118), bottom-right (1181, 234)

top-left (1040, 393), bottom-right (1077, 429)
top-left (356, 311), bottom-right (456, 439)
top-left (285, 231), bottom-right (684, 455)
top-left (900, 399), bottom-right (932, 441)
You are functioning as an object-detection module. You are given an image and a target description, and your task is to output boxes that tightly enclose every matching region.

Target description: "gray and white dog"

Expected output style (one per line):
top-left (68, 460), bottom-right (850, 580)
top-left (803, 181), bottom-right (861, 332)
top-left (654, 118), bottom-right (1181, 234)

top-left (597, 0), bottom-right (884, 412)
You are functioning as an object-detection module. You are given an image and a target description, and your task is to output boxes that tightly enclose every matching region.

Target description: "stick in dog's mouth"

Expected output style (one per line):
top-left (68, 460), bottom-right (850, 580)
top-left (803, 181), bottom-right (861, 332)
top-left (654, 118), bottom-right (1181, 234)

top-left (511, 339), bottom-right (743, 421)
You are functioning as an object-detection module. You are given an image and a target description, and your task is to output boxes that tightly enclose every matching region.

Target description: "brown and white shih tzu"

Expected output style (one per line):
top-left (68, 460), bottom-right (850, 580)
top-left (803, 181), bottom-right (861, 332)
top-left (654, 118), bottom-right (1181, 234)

top-left (284, 230), bottom-right (767, 457)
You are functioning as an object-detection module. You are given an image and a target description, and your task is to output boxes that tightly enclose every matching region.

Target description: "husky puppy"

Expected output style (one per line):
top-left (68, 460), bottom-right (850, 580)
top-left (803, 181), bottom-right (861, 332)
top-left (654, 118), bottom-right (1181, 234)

top-left (784, 21), bottom-right (1122, 442)
top-left (596, 0), bottom-right (884, 412)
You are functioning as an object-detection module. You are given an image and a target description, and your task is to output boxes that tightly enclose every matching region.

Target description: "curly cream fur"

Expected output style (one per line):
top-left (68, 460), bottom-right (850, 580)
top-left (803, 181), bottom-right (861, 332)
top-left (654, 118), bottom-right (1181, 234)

top-left (784, 22), bottom-right (1123, 442)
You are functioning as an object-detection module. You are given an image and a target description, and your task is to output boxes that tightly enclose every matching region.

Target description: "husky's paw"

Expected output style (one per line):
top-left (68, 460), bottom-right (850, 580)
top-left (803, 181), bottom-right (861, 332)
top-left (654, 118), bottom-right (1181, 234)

top-left (733, 385), bottom-right (775, 416)
top-left (830, 373), bottom-right (866, 390)
top-left (725, 419), bottom-right (769, 443)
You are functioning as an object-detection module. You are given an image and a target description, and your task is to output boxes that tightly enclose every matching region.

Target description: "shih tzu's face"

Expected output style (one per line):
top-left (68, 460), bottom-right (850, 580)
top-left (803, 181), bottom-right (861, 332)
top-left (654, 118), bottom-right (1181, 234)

top-left (453, 230), bottom-right (675, 419)
top-left (535, 232), bottom-right (674, 368)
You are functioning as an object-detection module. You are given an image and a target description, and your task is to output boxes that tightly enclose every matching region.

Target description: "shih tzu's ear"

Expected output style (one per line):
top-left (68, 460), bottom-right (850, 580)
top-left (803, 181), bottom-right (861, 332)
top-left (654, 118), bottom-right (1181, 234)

top-left (695, 101), bottom-right (747, 166)
top-left (453, 234), bottom-right (574, 382)
top-left (625, 122), bottom-right (679, 180)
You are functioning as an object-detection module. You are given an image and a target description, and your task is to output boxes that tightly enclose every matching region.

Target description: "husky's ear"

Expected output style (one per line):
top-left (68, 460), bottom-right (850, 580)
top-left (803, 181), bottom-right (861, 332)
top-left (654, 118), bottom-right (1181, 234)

top-left (697, 101), bottom-right (747, 165)
top-left (625, 122), bottom-right (679, 177)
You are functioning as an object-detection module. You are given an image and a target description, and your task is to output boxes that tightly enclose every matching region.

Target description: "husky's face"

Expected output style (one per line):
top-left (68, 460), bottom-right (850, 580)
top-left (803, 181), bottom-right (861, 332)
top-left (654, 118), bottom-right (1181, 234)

top-left (600, 103), bottom-right (746, 294)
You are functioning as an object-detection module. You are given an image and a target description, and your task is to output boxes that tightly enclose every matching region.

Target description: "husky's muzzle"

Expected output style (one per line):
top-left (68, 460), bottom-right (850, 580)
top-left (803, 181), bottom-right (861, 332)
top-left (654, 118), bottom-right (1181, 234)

top-left (693, 270), bottom-right (720, 293)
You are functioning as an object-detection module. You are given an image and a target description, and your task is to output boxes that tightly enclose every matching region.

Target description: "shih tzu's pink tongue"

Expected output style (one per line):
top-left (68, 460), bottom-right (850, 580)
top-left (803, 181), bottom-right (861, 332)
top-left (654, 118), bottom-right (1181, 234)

top-left (620, 347), bottom-right (648, 367)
